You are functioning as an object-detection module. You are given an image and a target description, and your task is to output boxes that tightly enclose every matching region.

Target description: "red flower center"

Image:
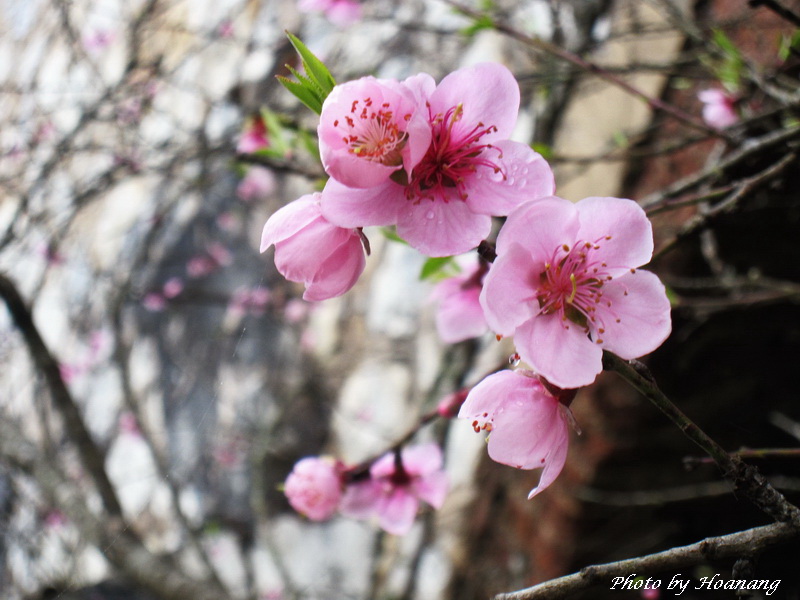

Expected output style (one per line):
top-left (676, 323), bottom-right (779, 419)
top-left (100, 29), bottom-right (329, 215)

top-left (405, 103), bottom-right (503, 203)
top-left (536, 237), bottom-right (622, 342)
top-left (333, 97), bottom-right (410, 166)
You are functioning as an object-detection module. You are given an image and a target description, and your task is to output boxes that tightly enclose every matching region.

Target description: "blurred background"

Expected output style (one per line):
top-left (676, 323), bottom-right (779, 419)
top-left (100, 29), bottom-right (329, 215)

top-left (2, 0), bottom-right (800, 599)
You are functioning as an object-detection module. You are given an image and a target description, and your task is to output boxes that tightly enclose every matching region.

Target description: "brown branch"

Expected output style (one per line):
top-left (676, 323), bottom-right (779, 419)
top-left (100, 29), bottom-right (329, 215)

top-left (0, 272), bottom-right (126, 521)
top-left (493, 522), bottom-right (798, 600)
top-left (640, 126), bottom-right (800, 210)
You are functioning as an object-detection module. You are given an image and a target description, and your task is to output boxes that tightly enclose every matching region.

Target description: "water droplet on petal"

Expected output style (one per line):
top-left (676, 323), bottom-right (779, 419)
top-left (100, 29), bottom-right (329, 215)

top-left (426, 210), bottom-right (435, 220)
top-left (508, 353), bottom-right (521, 366)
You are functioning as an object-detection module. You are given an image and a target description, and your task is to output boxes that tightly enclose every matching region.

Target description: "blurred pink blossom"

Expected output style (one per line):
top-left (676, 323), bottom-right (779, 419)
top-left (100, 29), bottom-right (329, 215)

top-left (83, 28), bottom-right (114, 53)
top-left (216, 211), bottom-right (239, 231)
top-left (642, 587), bottom-right (660, 600)
top-left (698, 89), bottom-right (739, 129)
top-left (284, 298), bottom-right (309, 323)
top-left (228, 286), bottom-right (271, 317)
top-left (237, 116), bottom-right (269, 154)
top-left (436, 388), bottom-right (468, 418)
top-left (339, 443), bottom-right (448, 535)
top-left (459, 370), bottom-right (570, 498)
top-left (217, 19), bottom-right (235, 38)
top-left (284, 456), bottom-right (343, 521)
top-left (261, 193), bottom-right (367, 301)
top-left (237, 166), bottom-right (276, 202)
top-left (430, 257), bottom-right (488, 343)
top-left (187, 256), bottom-right (217, 278)
top-left (298, 0), bottom-right (362, 26)
top-left (208, 242), bottom-right (233, 266)
top-left (481, 196), bottom-right (671, 389)
top-left (142, 292), bottom-right (166, 311)
top-left (162, 277), bottom-right (184, 299)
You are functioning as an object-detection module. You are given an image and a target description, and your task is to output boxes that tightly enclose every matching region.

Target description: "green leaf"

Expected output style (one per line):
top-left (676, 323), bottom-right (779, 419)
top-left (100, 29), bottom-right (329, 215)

top-left (276, 75), bottom-right (323, 114)
top-left (297, 128), bottom-right (321, 162)
top-left (285, 31), bottom-right (336, 96)
top-left (420, 256), bottom-right (455, 281)
top-left (711, 29), bottom-right (743, 91)
top-left (664, 284), bottom-right (680, 307)
top-left (261, 108), bottom-right (290, 156)
top-left (531, 142), bottom-right (552, 160)
top-left (380, 227), bottom-right (408, 244)
top-left (460, 15), bottom-right (494, 37)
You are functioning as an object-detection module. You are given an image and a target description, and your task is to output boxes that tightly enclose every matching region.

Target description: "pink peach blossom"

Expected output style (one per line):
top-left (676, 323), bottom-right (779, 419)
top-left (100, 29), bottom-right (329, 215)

top-left (318, 75), bottom-right (431, 189)
top-left (430, 256), bottom-right (488, 343)
top-left (481, 196), bottom-right (672, 389)
top-left (142, 292), bottom-right (166, 311)
top-left (261, 193), bottom-right (367, 301)
top-left (340, 443), bottom-right (448, 535)
top-left (459, 370), bottom-right (569, 497)
top-left (237, 116), bottom-right (269, 154)
top-left (298, 0), bottom-right (362, 26)
top-left (162, 277), bottom-right (184, 299)
top-left (698, 89), bottom-right (738, 129)
top-left (284, 456), bottom-right (343, 521)
top-left (321, 63), bottom-right (555, 256)
top-left (237, 166), bottom-right (276, 202)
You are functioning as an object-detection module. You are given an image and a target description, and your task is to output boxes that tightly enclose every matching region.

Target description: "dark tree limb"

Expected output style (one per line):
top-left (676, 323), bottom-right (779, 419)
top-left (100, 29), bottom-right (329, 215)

top-left (494, 522), bottom-right (798, 600)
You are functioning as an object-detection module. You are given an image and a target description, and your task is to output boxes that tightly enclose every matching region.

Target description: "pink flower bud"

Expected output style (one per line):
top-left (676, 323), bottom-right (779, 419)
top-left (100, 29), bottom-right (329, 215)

top-left (261, 193), bottom-right (367, 301)
top-left (284, 456), bottom-right (343, 521)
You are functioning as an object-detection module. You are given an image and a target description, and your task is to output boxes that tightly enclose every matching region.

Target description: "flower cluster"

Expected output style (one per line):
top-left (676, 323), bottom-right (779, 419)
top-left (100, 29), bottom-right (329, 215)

top-left (283, 444), bottom-right (447, 535)
top-left (261, 63), bottom-right (555, 299)
top-left (259, 55), bottom-right (673, 531)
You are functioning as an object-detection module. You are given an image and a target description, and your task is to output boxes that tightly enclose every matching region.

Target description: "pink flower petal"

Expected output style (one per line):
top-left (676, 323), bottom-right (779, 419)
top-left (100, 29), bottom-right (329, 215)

top-left (411, 470), bottom-right (448, 509)
top-left (260, 195), bottom-right (321, 251)
top-left (465, 141), bottom-right (555, 216)
top-left (515, 314), bottom-right (604, 389)
top-left (396, 198), bottom-right (492, 257)
top-left (319, 77), bottom-right (428, 188)
top-left (340, 480), bottom-right (382, 519)
top-left (434, 282), bottom-right (487, 343)
top-left (496, 196), bottom-right (580, 260)
top-left (398, 443), bottom-right (443, 475)
top-left (575, 196), bottom-right (653, 273)
top-left (593, 270), bottom-right (672, 359)
top-left (303, 236), bottom-right (366, 301)
top-left (320, 178), bottom-right (404, 228)
top-left (527, 419), bottom-right (569, 498)
top-left (429, 63), bottom-right (519, 142)
top-left (479, 243), bottom-right (538, 336)
top-left (377, 489), bottom-right (419, 535)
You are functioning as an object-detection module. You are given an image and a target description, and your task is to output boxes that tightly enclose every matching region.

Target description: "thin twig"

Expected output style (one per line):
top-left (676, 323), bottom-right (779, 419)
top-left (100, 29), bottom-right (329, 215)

top-left (640, 126), bottom-right (800, 209)
top-left (653, 152), bottom-right (797, 260)
top-left (444, 0), bottom-right (728, 139)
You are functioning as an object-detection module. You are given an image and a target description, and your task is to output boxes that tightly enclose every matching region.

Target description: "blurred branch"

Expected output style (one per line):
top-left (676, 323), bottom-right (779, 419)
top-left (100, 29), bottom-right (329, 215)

top-left (641, 125), bottom-right (800, 209)
top-left (0, 272), bottom-right (126, 521)
top-left (653, 151), bottom-right (797, 259)
top-left (493, 522), bottom-right (799, 600)
top-left (748, 0), bottom-right (800, 27)
top-left (445, 0), bottom-right (727, 139)
top-left (0, 418), bottom-right (226, 600)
